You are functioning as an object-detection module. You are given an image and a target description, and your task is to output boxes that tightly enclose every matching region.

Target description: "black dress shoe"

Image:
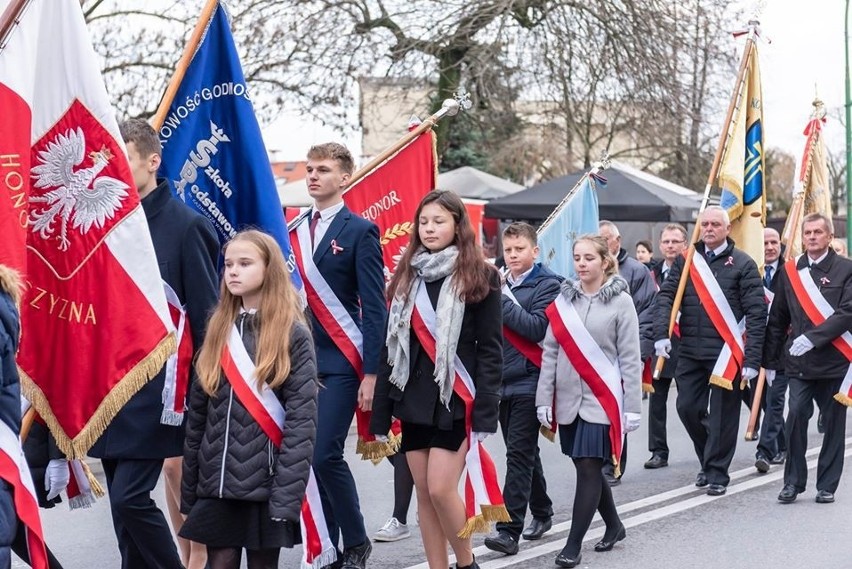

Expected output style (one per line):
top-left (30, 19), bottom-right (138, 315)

top-left (695, 470), bottom-right (708, 487)
top-left (770, 451), bottom-right (786, 465)
top-left (484, 531), bottom-right (518, 555)
top-left (456, 557), bottom-right (480, 569)
top-left (778, 484), bottom-right (799, 503)
top-left (815, 490), bottom-right (835, 504)
top-left (522, 517), bottom-right (552, 540)
top-left (754, 455), bottom-right (770, 473)
top-left (644, 455), bottom-right (668, 469)
top-left (594, 524), bottom-right (626, 552)
top-left (555, 547), bottom-right (582, 568)
top-left (341, 541), bottom-right (372, 569)
top-left (706, 484), bottom-right (726, 496)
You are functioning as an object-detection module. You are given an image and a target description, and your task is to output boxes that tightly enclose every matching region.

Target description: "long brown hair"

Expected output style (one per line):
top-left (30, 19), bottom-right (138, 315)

top-left (387, 190), bottom-right (494, 303)
top-left (196, 230), bottom-right (306, 395)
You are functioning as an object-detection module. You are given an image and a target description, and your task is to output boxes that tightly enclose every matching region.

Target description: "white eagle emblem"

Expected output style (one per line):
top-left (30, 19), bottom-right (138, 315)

top-left (29, 127), bottom-right (129, 251)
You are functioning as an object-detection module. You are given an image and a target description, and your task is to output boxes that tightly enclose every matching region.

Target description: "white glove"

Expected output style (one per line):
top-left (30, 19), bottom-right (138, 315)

top-left (789, 335), bottom-right (814, 357)
top-left (536, 406), bottom-right (553, 429)
top-left (45, 459), bottom-right (70, 501)
top-left (472, 431), bottom-right (491, 443)
top-left (624, 412), bottom-right (641, 433)
top-left (373, 434), bottom-right (389, 443)
top-left (654, 339), bottom-right (672, 359)
top-left (765, 369), bottom-right (776, 387)
top-left (741, 367), bottom-right (758, 382)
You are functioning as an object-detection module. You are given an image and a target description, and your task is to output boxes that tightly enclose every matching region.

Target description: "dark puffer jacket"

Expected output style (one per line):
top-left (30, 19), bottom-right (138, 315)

top-left (181, 314), bottom-right (318, 522)
top-left (653, 239), bottom-right (766, 369)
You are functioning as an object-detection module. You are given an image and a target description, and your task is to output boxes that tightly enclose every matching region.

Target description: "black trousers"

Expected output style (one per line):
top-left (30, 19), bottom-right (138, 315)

top-left (495, 396), bottom-right (553, 539)
top-left (756, 373), bottom-right (788, 460)
top-left (101, 458), bottom-right (183, 569)
top-left (675, 357), bottom-right (741, 486)
top-left (784, 377), bottom-right (847, 493)
top-left (648, 376), bottom-right (674, 459)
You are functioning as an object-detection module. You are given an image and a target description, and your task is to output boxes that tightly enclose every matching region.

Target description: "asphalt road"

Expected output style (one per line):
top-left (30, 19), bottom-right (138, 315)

top-left (20, 395), bottom-right (852, 568)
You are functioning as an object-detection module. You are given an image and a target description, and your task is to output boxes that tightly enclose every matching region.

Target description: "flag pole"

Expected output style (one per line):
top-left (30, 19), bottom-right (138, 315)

top-left (652, 22), bottom-right (758, 380)
top-left (0, 0), bottom-right (32, 48)
top-left (150, 0), bottom-right (219, 130)
top-left (536, 156), bottom-right (610, 235)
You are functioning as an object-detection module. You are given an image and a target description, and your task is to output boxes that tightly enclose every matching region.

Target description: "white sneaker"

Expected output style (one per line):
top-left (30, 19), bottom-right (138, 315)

top-left (373, 517), bottom-right (410, 542)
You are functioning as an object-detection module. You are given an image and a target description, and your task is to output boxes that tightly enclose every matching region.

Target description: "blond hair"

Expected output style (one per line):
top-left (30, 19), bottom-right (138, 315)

top-left (195, 230), bottom-right (306, 395)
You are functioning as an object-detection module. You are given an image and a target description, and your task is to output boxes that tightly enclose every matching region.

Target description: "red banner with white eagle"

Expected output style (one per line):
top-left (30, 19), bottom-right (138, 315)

top-left (0, 0), bottom-right (175, 459)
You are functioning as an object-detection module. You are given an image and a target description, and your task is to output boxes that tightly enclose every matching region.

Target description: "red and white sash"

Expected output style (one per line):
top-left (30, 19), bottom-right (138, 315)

top-left (501, 284), bottom-right (543, 368)
top-left (219, 325), bottom-right (335, 567)
top-left (783, 258), bottom-right (852, 406)
top-left (690, 253), bottom-right (745, 389)
top-left (411, 283), bottom-right (509, 537)
top-left (0, 421), bottom-right (47, 569)
top-left (545, 296), bottom-right (625, 474)
top-left (161, 282), bottom-right (192, 426)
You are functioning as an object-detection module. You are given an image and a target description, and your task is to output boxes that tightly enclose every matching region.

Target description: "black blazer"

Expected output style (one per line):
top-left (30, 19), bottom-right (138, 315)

top-left (371, 269), bottom-right (503, 434)
top-left (650, 260), bottom-right (680, 378)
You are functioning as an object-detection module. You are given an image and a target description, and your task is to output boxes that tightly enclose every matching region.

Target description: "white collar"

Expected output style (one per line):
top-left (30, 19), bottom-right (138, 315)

top-left (707, 242), bottom-right (727, 257)
top-left (508, 265), bottom-right (535, 287)
top-left (312, 200), bottom-right (345, 220)
top-left (807, 249), bottom-right (829, 266)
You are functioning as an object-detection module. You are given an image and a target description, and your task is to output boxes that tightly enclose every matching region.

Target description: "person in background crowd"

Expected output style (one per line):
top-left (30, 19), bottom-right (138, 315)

top-left (536, 235), bottom-right (641, 568)
top-left (635, 240), bottom-right (655, 269)
top-left (484, 222), bottom-right (561, 556)
top-left (371, 190), bottom-right (503, 569)
top-left (764, 214), bottom-right (852, 505)
top-left (830, 238), bottom-right (847, 257)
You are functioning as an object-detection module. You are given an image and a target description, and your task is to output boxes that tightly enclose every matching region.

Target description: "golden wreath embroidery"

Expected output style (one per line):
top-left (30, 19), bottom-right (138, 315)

top-left (380, 222), bottom-right (413, 245)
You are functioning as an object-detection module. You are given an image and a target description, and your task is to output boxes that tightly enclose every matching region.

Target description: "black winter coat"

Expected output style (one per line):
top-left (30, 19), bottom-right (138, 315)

top-left (371, 269), bottom-right (503, 434)
top-left (181, 315), bottom-right (318, 522)
top-left (649, 260), bottom-right (681, 378)
top-left (501, 264), bottom-right (562, 398)
top-left (763, 249), bottom-right (852, 380)
top-left (654, 239), bottom-right (766, 369)
top-left (90, 180), bottom-right (220, 460)
top-left (0, 268), bottom-right (21, 435)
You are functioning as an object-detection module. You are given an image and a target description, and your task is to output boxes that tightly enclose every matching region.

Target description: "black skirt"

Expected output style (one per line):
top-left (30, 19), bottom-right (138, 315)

top-left (179, 498), bottom-right (300, 549)
top-left (400, 419), bottom-right (467, 453)
top-left (559, 417), bottom-right (612, 460)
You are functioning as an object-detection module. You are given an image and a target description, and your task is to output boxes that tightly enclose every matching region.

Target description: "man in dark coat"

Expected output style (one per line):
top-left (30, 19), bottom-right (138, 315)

top-left (764, 213), bottom-right (852, 504)
top-left (89, 119), bottom-right (219, 568)
top-left (599, 220), bottom-right (656, 484)
top-left (654, 206), bottom-right (766, 496)
top-left (484, 223), bottom-right (561, 556)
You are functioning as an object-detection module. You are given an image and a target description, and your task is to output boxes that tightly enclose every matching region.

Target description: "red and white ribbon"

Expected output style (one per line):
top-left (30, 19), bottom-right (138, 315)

top-left (220, 325), bottom-right (335, 567)
top-left (161, 282), bottom-right (192, 426)
top-left (783, 258), bottom-right (852, 406)
top-left (411, 283), bottom-right (508, 536)
top-left (0, 421), bottom-right (48, 569)
top-left (501, 284), bottom-right (544, 368)
top-left (545, 296), bottom-right (625, 474)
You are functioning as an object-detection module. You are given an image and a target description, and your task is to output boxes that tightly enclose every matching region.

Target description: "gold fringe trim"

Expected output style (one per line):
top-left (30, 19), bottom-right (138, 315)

top-left (456, 505), bottom-right (510, 538)
top-left (81, 460), bottom-right (105, 497)
top-left (612, 454), bottom-right (621, 478)
top-left (709, 375), bottom-right (733, 391)
top-left (357, 433), bottom-right (401, 465)
top-left (642, 383), bottom-right (655, 394)
top-left (21, 333), bottom-right (176, 459)
top-left (539, 426), bottom-right (556, 442)
top-left (834, 393), bottom-right (852, 407)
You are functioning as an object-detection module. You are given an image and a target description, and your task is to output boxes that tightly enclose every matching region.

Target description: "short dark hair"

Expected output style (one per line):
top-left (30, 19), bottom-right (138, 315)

top-left (502, 222), bottom-right (537, 246)
top-left (636, 240), bottom-right (653, 252)
top-left (307, 142), bottom-right (355, 175)
top-left (119, 118), bottom-right (162, 158)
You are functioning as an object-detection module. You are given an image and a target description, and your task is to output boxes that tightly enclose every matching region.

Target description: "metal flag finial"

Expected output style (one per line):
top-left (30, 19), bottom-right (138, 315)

top-left (594, 150), bottom-right (612, 172)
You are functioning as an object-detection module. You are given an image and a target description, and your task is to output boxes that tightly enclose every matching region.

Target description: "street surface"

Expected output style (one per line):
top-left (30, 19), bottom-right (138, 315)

top-left (20, 396), bottom-right (851, 568)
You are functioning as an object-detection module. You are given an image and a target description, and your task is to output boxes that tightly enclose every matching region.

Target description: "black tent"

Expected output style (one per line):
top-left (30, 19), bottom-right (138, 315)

top-left (484, 163), bottom-right (700, 222)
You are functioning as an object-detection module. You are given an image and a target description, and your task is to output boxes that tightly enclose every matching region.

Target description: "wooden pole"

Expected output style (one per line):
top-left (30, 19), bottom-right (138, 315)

top-left (20, 407), bottom-right (35, 443)
top-left (0, 0), bottom-right (32, 50)
top-left (652, 27), bottom-right (757, 380)
top-left (150, 0), bottom-right (219, 130)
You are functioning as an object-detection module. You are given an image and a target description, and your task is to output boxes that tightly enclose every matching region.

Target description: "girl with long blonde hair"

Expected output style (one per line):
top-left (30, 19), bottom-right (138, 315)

top-left (180, 230), bottom-right (318, 569)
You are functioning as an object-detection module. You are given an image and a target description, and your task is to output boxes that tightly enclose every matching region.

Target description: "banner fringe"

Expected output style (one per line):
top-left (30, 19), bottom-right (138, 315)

top-left (160, 409), bottom-right (185, 426)
top-left (356, 434), bottom-right (400, 464)
top-left (68, 494), bottom-right (95, 510)
top-left (834, 393), bottom-right (852, 407)
top-left (21, 333), bottom-right (176, 459)
top-left (303, 546), bottom-right (337, 569)
top-left (539, 426), bottom-right (556, 442)
top-left (457, 505), bottom-right (511, 538)
top-left (709, 375), bottom-right (734, 391)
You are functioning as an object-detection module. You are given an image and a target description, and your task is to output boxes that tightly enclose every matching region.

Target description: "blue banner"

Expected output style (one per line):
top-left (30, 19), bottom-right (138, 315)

top-left (157, 3), bottom-right (300, 287)
top-left (536, 175), bottom-right (601, 278)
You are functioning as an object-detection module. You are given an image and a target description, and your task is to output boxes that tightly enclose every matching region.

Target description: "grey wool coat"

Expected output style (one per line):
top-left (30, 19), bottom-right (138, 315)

top-left (536, 275), bottom-right (642, 426)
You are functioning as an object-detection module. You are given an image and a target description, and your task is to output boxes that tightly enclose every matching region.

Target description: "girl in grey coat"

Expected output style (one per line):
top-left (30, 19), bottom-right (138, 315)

top-left (536, 235), bottom-right (642, 568)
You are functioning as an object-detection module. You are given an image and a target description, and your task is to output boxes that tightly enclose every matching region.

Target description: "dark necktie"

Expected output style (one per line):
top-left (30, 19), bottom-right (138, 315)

top-left (309, 210), bottom-right (321, 249)
top-left (706, 250), bottom-right (715, 261)
top-left (764, 265), bottom-right (773, 288)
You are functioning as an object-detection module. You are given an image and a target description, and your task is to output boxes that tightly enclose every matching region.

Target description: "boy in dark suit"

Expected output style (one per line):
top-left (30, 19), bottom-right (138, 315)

top-left (292, 143), bottom-right (386, 569)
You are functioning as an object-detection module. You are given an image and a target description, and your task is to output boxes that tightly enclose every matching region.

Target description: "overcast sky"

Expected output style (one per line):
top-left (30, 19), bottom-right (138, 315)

top-left (261, 0), bottom-right (849, 166)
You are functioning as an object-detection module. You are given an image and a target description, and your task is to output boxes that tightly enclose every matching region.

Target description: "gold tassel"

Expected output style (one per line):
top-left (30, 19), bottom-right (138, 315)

top-left (457, 515), bottom-right (491, 539)
top-left (80, 460), bottom-right (105, 497)
top-left (539, 425), bottom-right (556, 442)
top-left (613, 454), bottom-right (621, 478)
top-left (20, 333), bottom-right (176, 459)
top-left (708, 375), bottom-right (734, 391)
top-left (642, 383), bottom-right (655, 394)
top-left (356, 433), bottom-right (401, 464)
top-left (834, 393), bottom-right (852, 407)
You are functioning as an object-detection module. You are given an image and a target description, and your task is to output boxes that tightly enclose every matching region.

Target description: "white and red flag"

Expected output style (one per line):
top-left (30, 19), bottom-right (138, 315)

top-left (0, 0), bottom-right (174, 458)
